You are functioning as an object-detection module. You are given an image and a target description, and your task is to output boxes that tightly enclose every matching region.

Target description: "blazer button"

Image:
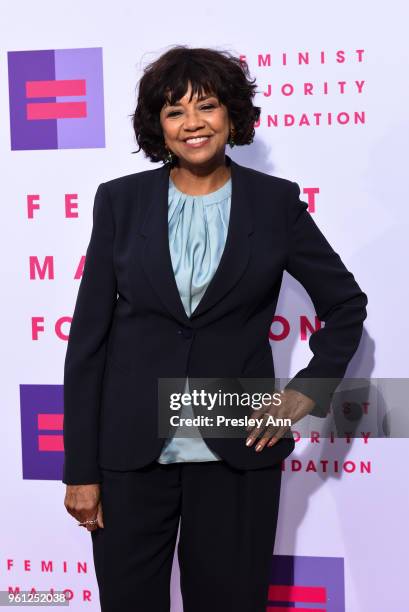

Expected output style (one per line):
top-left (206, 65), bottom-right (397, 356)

top-left (178, 328), bottom-right (194, 339)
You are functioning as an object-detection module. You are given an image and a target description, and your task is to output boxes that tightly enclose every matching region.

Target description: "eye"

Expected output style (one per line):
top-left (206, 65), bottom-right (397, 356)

top-left (166, 103), bottom-right (216, 118)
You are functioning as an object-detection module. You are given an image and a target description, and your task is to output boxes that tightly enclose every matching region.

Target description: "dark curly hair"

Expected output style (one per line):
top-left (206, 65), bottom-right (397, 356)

top-left (131, 45), bottom-right (261, 165)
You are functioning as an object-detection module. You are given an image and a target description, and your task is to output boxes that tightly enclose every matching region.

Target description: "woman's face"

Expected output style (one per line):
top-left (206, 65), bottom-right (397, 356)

top-left (159, 81), bottom-right (232, 167)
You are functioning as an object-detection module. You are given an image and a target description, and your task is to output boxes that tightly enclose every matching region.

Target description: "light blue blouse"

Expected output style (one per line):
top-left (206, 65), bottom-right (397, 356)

top-left (156, 174), bottom-right (232, 464)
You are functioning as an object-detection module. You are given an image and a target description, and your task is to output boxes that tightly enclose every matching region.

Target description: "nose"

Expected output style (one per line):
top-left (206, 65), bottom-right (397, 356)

top-left (182, 108), bottom-right (205, 131)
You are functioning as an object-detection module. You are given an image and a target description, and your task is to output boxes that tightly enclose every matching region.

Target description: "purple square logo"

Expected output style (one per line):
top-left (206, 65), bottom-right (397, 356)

top-left (20, 384), bottom-right (64, 480)
top-left (269, 554), bottom-right (345, 611)
top-left (8, 47), bottom-right (105, 150)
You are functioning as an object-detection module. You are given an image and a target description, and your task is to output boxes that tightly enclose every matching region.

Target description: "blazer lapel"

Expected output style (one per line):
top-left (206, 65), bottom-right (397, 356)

top-left (139, 154), bottom-right (254, 325)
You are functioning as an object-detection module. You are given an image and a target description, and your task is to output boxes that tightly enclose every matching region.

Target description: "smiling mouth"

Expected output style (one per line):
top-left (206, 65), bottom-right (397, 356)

top-left (183, 136), bottom-right (212, 144)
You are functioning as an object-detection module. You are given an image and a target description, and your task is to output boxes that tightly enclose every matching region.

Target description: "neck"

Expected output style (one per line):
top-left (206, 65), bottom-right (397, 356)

top-left (170, 153), bottom-right (231, 196)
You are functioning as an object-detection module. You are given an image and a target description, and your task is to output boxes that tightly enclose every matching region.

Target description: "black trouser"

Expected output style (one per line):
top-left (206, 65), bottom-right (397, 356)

top-left (91, 460), bottom-right (282, 612)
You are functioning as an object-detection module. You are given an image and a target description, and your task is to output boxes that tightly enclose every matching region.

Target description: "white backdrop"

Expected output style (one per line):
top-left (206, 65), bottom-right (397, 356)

top-left (2, 1), bottom-right (408, 610)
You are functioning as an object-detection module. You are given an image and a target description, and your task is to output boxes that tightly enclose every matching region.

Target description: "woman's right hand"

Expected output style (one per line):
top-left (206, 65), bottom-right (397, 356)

top-left (64, 484), bottom-right (104, 532)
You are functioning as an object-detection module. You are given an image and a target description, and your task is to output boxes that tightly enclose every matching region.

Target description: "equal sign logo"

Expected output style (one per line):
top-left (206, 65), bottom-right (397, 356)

top-left (20, 384), bottom-right (64, 480)
top-left (8, 47), bottom-right (105, 150)
top-left (26, 78), bottom-right (87, 121)
top-left (37, 412), bottom-right (64, 452)
top-left (269, 554), bottom-right (345, 612)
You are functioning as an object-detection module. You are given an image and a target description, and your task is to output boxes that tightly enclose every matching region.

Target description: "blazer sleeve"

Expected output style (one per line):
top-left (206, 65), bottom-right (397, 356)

top-left (62, 183), bottom-right (117, 484)
top-left (283, 181), bottom-right (368, 417)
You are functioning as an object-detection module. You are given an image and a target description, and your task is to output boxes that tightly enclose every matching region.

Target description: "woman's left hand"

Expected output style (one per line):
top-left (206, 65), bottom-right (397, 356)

top-left (245, 388), bottom-right (315, 452)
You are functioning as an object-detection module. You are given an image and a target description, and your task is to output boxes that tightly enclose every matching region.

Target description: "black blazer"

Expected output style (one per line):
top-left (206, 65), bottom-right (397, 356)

top-left (62, 154), bottom-right (367, 485)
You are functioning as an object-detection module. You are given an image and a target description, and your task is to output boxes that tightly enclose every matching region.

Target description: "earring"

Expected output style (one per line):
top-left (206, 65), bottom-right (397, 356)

top-left (164, 146), bottom-right (174, 163)
top-left (228, 128), bottom-right (236, 148)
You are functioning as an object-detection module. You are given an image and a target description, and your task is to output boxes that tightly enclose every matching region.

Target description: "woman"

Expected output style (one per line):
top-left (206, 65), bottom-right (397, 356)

top-left (63, 46), bottom-right (367, 611)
